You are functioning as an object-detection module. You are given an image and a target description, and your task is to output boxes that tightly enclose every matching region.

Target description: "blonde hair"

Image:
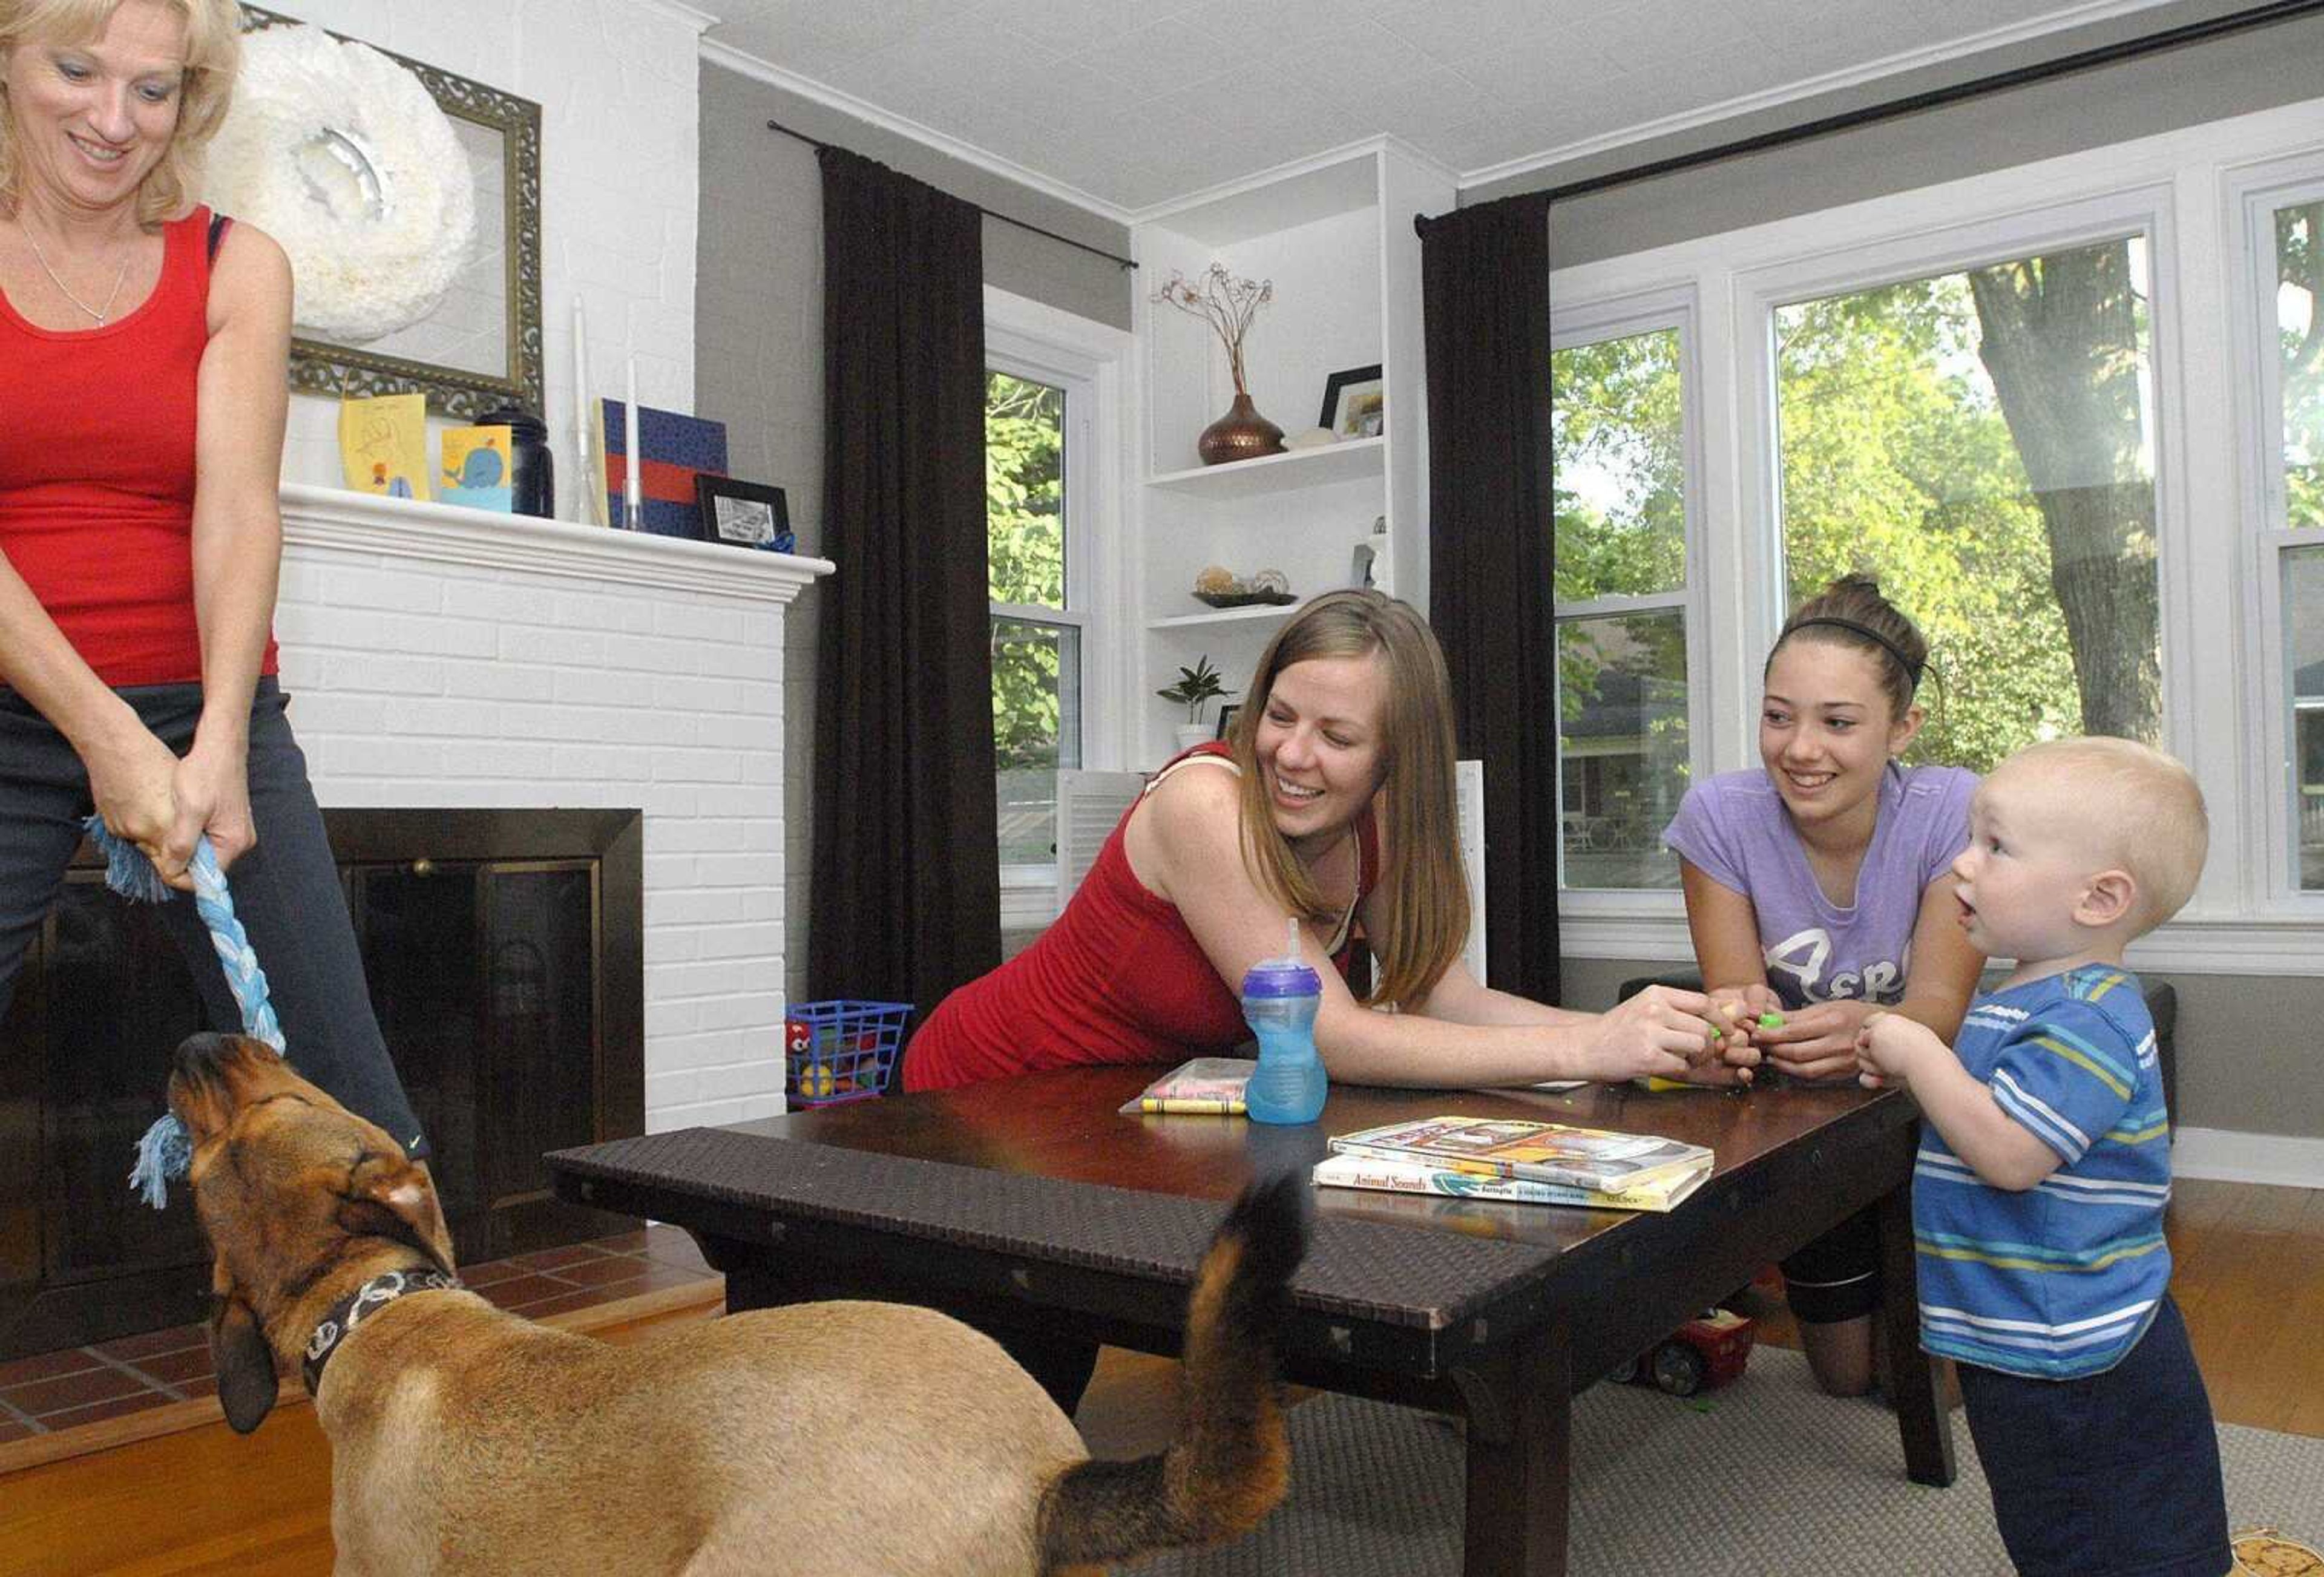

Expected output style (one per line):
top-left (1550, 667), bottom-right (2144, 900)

top-left (2006, 736), bottom-right (2209, 931)
top-left (0, 0), bottom-right (242, 228)
top-left (1227, 589), bottom-right (1469, 1009)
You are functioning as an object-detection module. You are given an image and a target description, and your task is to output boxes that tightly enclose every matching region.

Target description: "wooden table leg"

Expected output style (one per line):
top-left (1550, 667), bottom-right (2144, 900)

top-left (1454, 1326), bottom-right (1573, 1576)
top-left (1875, 1166), bottom-right (1956, 1486)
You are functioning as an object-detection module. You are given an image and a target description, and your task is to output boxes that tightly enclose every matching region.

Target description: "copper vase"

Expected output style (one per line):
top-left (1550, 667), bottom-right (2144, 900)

top-left (1196, 392), bottom-right (1285, 465)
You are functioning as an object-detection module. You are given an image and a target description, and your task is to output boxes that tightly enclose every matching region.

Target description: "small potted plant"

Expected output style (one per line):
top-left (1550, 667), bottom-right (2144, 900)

top-left (1157, 656), bottom-right (1233, 752)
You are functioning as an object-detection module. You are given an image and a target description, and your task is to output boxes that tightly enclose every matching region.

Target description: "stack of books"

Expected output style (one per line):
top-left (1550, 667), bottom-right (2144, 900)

top-left (1313, 1114), bottom-right (1715, 1211)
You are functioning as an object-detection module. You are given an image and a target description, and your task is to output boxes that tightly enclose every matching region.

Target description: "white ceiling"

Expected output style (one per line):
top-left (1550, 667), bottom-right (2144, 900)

top-left (695, 0), bottom-right (2183, 218)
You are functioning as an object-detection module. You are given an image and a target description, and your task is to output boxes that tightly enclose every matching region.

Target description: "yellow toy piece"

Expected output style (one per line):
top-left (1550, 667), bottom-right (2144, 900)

top-left (797, 1063), bottom-right (836, 1099)
top-left (2233, 1529), bottom-right (2324, 1575)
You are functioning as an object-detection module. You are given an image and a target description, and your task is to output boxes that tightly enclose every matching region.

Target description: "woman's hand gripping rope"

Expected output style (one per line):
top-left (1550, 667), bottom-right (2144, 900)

top-left (83, 815), bottom-right (286, 1208)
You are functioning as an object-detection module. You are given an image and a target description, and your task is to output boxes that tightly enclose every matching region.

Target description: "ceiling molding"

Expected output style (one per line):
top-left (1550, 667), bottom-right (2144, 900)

top-left (1457, 0), bottom-right (2186, 192)
top-left (633, 0), bottom-right (718, 35)
top-left (1125, 134), bottom-right (1458, 228)
top-left (697, 38), bottom-right (1135, 227)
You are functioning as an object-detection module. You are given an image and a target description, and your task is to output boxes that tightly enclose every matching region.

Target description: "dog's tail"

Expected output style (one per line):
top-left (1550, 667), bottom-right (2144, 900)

top-left (1034, 1171), bottom-right (1308, 1570)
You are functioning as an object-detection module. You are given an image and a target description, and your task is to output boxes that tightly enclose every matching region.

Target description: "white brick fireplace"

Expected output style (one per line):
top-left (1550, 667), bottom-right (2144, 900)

top-left (274, 483), bottom-right (830, 1132)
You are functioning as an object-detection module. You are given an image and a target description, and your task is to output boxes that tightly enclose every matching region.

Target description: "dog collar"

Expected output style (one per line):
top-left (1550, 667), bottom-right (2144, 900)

top-left (302, 1268), bottom-right (461, 1395)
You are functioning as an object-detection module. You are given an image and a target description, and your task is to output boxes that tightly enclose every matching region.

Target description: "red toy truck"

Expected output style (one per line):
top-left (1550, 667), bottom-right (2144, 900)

top-left (1630, 1308), bottom-right (1757, 1397)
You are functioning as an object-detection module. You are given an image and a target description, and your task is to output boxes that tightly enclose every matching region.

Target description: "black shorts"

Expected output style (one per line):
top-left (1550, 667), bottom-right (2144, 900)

top-left (1957, 1296), bottom-right (2230, 1577)
top-left (1779, 1205), bottom-right (1880, 1324)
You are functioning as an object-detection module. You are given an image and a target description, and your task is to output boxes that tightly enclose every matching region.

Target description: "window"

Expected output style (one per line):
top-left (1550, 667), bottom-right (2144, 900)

top-left (1773, 236), bottom-right (2162, 772)
top-left (986, 369), bottom-right (1083, 872)
top-left (1551, 321), bottom-right (1694, 890)
top-left (2263, 192), bottom-right (2324, 891)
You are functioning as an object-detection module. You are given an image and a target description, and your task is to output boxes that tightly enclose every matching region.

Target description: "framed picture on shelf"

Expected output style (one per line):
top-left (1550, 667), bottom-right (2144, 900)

top-left (1215, 703), bottom-right (1242, 741)
top-left (1320, 364), bottom-right (1385, 439)
top-left (693, 476), bottom-right (796, 551)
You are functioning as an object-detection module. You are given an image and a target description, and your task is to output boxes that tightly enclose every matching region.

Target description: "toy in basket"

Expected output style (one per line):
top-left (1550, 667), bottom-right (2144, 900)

top-left (785, 1000), bottom-right (911, 1106)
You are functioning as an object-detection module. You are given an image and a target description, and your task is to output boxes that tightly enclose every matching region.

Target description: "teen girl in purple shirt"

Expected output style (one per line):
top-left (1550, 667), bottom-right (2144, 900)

top-left (1664, 575), bottom-right (1984, 1395)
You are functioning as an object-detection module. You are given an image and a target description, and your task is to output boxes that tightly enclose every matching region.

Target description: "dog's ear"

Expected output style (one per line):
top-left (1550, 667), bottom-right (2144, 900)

top-left (336, 1155), bottom-right (456, 1279)
top-left (209, 1288), bottom-right (279, 1434)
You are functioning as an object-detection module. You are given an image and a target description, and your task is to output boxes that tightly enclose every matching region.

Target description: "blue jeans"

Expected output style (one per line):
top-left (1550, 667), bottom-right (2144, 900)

top-left (0, 678), bottom-right (427, 1158)
top-left (1957, 1295), bottom-right (2229, 1576)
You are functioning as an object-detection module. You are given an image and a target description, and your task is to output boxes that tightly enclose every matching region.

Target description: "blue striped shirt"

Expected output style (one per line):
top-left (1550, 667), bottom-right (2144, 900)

top-left (1914, 966), bottom-right (2173, 1379)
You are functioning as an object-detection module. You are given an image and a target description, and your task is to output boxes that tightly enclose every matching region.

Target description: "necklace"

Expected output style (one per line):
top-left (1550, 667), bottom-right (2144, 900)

top-left (21, 226), bottom-right (130, 326)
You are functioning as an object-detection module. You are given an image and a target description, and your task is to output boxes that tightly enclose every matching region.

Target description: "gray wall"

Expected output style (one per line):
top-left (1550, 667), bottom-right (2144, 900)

top-left (1461, 0), bottom-right (2324, 268)
top-left (1560, 960), bottom-right (2324, 1144)
top-left (694, 62), bottom-right (1131, 1003)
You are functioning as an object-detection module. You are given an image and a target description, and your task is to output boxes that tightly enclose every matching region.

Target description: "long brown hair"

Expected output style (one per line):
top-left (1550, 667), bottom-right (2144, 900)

top-left (0, 0), bottom-right (242, 228)
top-left (1225, 589), bottom-right (1468, 1008)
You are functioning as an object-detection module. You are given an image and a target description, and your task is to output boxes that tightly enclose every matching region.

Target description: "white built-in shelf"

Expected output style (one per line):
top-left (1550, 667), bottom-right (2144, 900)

top-left (1148, 603), bottom-right (1300, 633)
top-left (1149, 436), bottom-right (1385, 499)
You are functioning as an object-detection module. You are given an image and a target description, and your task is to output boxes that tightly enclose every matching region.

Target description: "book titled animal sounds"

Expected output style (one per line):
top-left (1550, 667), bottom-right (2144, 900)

top-left (1325, 1115), bottom-right (1713, 1198)
top-left (1117, 1057), bottom-right (1256, 1115)
top-left (1311, 1152), bottom-right (1710, 1212)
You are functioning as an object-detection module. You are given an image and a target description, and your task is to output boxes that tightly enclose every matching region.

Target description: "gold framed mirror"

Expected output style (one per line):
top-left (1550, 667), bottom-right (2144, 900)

top-left (237, 5), bottom-right (543, 419)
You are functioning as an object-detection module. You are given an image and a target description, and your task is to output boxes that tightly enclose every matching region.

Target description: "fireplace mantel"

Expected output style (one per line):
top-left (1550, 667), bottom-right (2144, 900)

top-left (281, 484), bottom-right (834, 601)
top-left (274, 484), bottom-right (830, 1136)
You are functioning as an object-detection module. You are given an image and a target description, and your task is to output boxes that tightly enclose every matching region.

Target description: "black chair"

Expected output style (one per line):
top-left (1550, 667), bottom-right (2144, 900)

top-left (1614, 970), bottom-right (2179, 1133)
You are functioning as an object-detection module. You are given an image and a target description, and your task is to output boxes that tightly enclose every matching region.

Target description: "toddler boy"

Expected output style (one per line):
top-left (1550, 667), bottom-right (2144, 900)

top-left (1856, 736), bottom-right (2229, 1577)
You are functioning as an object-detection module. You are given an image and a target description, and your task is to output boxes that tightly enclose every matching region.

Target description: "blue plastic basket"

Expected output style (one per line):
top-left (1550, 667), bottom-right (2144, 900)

top-left (784, 999), bottom-right (911, 1106)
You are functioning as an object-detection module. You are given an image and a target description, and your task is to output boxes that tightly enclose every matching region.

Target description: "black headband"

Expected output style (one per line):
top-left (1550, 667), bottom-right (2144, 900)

top-left (1785, 617), bottom-right (1923, 692)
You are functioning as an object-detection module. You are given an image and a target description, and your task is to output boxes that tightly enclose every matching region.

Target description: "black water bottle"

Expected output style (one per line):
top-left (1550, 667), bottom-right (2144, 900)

top-left (478, 403), bottom-right (553, 519)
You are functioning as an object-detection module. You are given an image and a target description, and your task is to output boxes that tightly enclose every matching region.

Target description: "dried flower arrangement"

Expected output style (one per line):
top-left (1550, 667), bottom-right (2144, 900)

top-left (1152, 263), bottom-right (1274, 395)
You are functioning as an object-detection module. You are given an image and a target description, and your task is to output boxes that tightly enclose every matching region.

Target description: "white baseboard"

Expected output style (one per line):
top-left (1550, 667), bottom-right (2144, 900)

top-left (2171, 1126), bottom-right (2324, 1190)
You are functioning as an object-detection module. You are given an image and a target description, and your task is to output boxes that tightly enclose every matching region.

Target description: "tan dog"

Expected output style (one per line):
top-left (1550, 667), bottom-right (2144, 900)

top-left (168, 1031), bottom-right (1306, 1576)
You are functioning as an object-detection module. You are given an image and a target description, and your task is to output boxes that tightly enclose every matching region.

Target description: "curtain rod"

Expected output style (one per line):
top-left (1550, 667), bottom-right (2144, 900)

top-left (1435, 0), bottom-right (2324, 220)
top-left (764, 118), bottom-right (1137, 271)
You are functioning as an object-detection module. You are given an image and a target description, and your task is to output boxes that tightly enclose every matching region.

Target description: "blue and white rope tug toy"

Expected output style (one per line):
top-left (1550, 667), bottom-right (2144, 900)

top-left (84, 815), bottom-right (286, 1209)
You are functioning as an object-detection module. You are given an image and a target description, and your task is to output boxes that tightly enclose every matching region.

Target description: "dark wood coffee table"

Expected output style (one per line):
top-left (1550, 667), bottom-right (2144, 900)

top-left (547, 1070), bottom-right (1953, 1576)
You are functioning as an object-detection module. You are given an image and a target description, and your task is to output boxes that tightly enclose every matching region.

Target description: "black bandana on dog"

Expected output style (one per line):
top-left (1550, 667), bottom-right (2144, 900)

top-left (303, 1268), bottom-right (461, 1394)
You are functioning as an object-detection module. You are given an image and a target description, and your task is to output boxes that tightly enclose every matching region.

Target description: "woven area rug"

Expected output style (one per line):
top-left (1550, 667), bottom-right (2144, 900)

top-left (1142, 1347), bottom-right (2324, 1576)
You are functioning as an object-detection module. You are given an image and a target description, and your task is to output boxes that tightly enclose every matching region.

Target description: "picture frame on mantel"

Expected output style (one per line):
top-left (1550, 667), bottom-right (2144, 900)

top-left (237, 4), bottom-right (544, 421)
top-left (1320, 364), bottom-right (1384, 439)
top-left (695, 476), bottom-right (796, 552)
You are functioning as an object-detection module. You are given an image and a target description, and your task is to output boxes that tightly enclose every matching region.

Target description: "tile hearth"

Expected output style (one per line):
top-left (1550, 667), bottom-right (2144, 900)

top-left (0, 1227), bottom-right (718, 1447)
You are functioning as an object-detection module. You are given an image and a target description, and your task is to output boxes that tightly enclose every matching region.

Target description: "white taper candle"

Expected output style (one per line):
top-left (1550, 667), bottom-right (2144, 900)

top-left (571, 297), bottom-right (591, 523)
top-left (624, 357), bottom-right (642, 531)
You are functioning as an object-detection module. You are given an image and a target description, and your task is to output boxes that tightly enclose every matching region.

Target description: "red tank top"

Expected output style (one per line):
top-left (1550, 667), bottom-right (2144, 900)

top-left (0, 206), bottom-right (277, 688)
top-left (904, 743), bottom-right (1380, 1092)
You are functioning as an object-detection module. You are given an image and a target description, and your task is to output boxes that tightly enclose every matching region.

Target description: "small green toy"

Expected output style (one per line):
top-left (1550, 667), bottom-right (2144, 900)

top-left (1758, 1012), bottom-right (1785, 1030)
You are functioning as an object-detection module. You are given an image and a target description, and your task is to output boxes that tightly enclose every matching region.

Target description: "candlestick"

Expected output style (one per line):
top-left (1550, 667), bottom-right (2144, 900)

top-left (624, 357), bottom-right (643, 531)
top-left (571, 298), bottom-right (592, 524)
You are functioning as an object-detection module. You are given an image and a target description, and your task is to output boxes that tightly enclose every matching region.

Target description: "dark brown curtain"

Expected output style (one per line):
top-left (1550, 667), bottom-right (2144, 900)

top-left (808, 146), bottom-right (999, 1015)
top-left (1418, 195), bottom-right (1560, 1002)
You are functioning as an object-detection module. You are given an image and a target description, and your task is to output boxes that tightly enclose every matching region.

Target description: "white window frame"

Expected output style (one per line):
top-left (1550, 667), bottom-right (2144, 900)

top-left (1545, 95), bottom-right (2324, 974)
top-left (1548, 286), bottom-right (1710, 916)
top-left (984, 287), bottom-right (1131, 929)
top-left (2230, 157), bottom-right (2324, 916)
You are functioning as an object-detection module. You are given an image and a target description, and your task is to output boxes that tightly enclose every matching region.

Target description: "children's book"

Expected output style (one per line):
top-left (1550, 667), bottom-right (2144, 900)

top-left (1117, 1057), bottom-right (1255, 1115)
top-left (1311, 1151), bottom-right (1710, 1212)
top-left (1326, 1115), bottom-right (1712, 1193)
top-left (440, 424), bottom-right (513, 511)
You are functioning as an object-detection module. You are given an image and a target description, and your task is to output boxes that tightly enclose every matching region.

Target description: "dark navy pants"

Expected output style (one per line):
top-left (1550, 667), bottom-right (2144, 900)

top-left (1957, 1295), bottom-right (2230, 1577)
top-left (0, 678), bottom-right (428, 1159)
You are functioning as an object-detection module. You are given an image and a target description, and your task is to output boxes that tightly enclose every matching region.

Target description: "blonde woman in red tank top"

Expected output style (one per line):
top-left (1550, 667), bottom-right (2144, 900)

top-left (0, 0), bottom-right (427, 1156)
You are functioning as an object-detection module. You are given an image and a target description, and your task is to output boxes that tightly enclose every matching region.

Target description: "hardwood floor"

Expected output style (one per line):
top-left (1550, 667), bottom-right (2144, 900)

top-left (4, 1179), bottom-right (2317, 1575)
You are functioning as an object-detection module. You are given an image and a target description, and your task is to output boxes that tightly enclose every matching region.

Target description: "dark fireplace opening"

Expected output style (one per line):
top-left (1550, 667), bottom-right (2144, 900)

top-left (0, 809), bottom-right (645, 1362)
